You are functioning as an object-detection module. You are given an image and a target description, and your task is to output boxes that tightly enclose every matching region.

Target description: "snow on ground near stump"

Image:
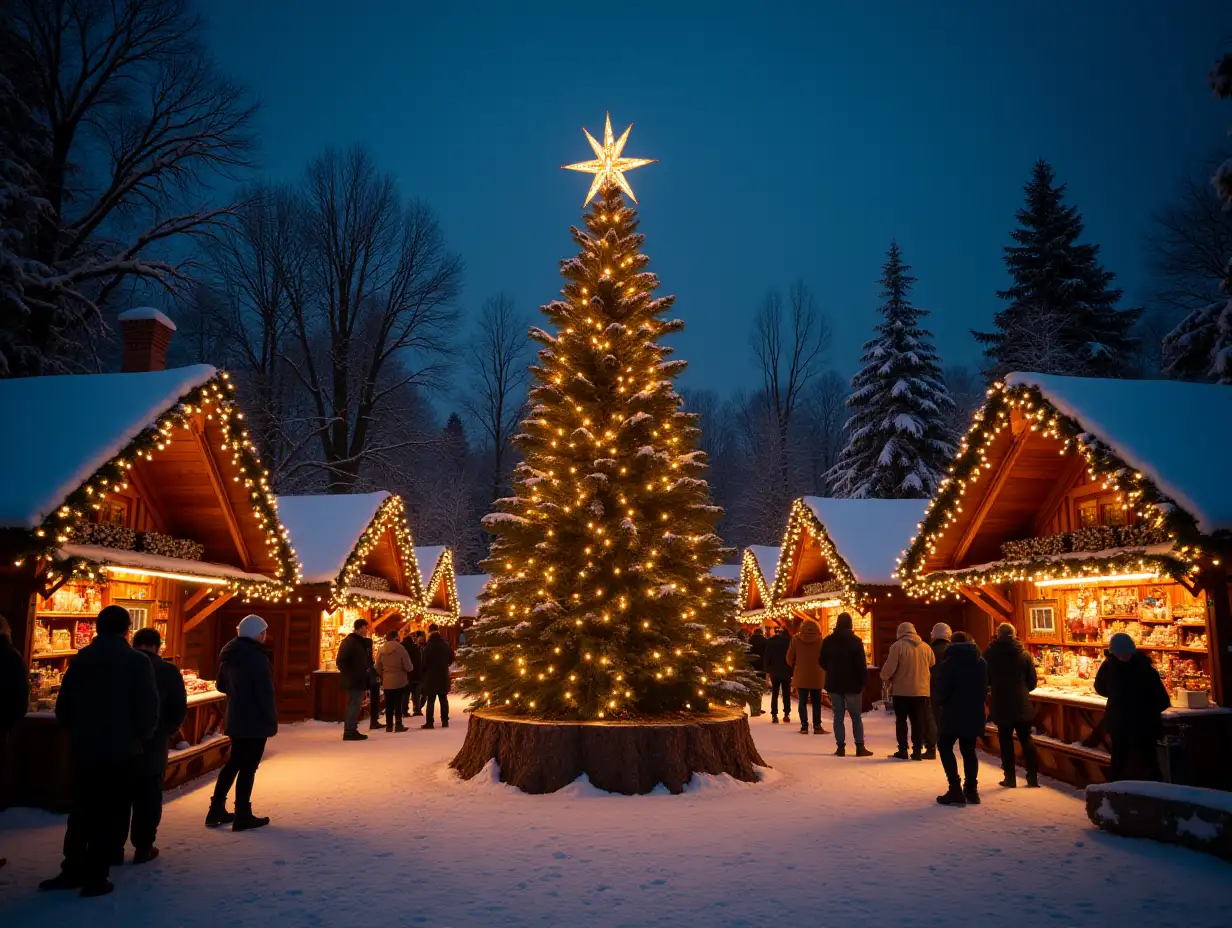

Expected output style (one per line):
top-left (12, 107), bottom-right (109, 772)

top-left (1087, 780), bottom-right (1232, 861)
top-left (2, 708), bottom-right (1227, 927)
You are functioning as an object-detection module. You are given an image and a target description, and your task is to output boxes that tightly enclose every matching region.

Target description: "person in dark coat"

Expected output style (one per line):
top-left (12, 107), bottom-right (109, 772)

top-left (745, 627), bottom-right (768, 717)
top-left (207, 615), bottom-right (277, 831)
top-left (984, 622), bottom-right (1039, 788)
top-left (336, 617), bottom-right (376, 740)
top-left (420, 624), bottom-right (455, 729)
top-left (122, 627), bottom-right (187, 863)
top-left (0, 615), bottom-right (29, 872)
top-left (40, 606), bottom-right (159, 898)
top-left (402, 628), bottom-right (425, 717)
top-left (762, 627), bottom-right (792, 724)
top-left (933, 632), bottom-right (989, 806)
top-left (819, 613), bottom-right (872, 757)
top-left (925, 622), bottom-right (952, 753)
top-left (1095, 633), bottom-right (1171, 781)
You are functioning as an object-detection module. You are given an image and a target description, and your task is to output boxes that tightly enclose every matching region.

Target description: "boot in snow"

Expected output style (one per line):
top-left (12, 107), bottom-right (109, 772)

top-left (133, 846), bottom-right (160, 865)
top-left (920, 747), bottom-right (937, 760)
top-left (205, 798), bottom-right (236, 827)
top-left (889, 748), bottom-right (910, 760)
top-left (233, 804), bottom-right (270, 832)
top-left (342, 730), bottom-right (368, 741)
top-left (79, 880), bottom-right (115, 898)
top-left (833, 745), bottom-right (846, 757)
top-left (1025, 774), bottom-right (1040, 788)
top-left (936, 785), bottom-right (966, 806)
top-left (964, 782), bottom-right (981, 805)
top-left (855, 744), bottom-right (874, 757)
top-left (395, 723), bottom-right (409, 732)
top-left (386, 721), bottom-right (393, 732)
top-left (1000, 775), bottom-right (1017, 788)
top-left (770, 716), bottom-right (779, 724)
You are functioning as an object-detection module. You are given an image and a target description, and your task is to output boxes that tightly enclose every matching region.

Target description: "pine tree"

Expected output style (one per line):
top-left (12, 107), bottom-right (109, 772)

top-left (1163, 53), bottom-right (1232, 385)
top-left (974, 160), bottom-right (1140, 380)
top-left (828, 242), bottom-right (955, 499)
top-left (459, 184), bottom-right (753, 719)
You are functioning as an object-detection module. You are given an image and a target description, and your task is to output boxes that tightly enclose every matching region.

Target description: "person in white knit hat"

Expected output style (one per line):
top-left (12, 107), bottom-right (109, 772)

top-left (206, 615), bottom-right (276, 831)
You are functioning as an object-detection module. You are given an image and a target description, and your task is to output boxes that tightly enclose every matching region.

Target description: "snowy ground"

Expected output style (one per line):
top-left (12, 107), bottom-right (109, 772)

top-left (1, 703), bottom-right (1226, 927)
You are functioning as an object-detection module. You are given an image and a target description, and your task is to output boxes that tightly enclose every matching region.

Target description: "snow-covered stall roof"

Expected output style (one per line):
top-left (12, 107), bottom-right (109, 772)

top-left (454, 574), bottom-right (490, 618)
top-left (1005, 373), bottom-right (1232, 534)
top-left (276, 492), bottom-right (391, 584)
top-left (746, 545), bottom-right (780, 589)
top-left (60, 543), bottom-right (276, 585)
top-left (414, 546), bottom-right (448, 590)
top-left (0, 365), bottom-right (217, 529)
top-left (801, 497), bottom-right (929, 586)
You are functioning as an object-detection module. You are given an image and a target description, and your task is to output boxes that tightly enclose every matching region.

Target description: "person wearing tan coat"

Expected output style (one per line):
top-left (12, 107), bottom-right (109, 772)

top-left (879, 621), bottom-right (936, 760)
top-left (787, 619), bottom-right (828, 735)
top-left (375, 632), bottom-right (414, 733)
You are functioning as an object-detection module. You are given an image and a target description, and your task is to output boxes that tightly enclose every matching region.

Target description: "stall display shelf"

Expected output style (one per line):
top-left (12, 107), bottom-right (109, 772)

top-left (31, 649), bottom-right (77, 660)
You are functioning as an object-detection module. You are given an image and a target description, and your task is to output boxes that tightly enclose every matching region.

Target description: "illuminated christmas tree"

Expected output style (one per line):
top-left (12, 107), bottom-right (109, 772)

top-left (460, 114), bottom-right (754, 720)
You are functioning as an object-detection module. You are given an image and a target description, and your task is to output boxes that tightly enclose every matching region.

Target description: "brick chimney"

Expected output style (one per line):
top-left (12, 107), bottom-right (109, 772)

top-left (118, 307), bottom-right (177, 372)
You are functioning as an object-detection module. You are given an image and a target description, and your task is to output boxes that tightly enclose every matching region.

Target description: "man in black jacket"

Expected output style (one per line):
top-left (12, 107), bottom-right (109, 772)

top-left (336, 617), bottom-right (375, 740)
top-left (420, 624), bottom-right (454, 729)
top-left (402, 627), bottom-right (424, 717)
top-left (984, 622), bottom-right (1039, 788)
top-left (934, 632), bottom-right (989, 806)
top-left (820, 614), bottom-right (872, 757)
top-left (0, 614), bottom-right (29, 872)
top-left (763, 627), bottom-right (792, 724)
top-left (925, 623), bottom-right (952, 755)
top-left (123, 627), bottom-right (187, 863)
top-left (40, 605), bottom-right (159, 898)
top-left (1095, 633), bottom-right (1171, 781)
top-left (745, 627), bottom-right (767, 716)
top-left (206, 615), bottom-right (277, 831)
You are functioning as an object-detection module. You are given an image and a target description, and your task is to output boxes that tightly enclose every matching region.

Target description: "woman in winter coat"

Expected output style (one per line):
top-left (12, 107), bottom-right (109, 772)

top-left (880, 622), bottom-right (936, 760)
top-left (375, 631), bottom-right (414, 733)
top-left (933, 632), bottom-right (989, 806)
top-left (1094, 633), bottom-right (1171, 781)
top-left (787, 619), bottom-right (827, 735)
top-left (984, 623), bottom-right (1039, 788)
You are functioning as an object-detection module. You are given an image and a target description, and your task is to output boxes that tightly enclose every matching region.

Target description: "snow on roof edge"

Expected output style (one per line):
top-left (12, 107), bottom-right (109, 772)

top-left (800, 497), bottom-right (929, 586)
top-left (276, 492), bottom-right (392, 584)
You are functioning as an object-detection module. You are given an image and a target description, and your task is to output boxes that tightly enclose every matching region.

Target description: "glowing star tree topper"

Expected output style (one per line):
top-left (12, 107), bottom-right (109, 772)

top-left (562, 112), bottom-right (657, 205)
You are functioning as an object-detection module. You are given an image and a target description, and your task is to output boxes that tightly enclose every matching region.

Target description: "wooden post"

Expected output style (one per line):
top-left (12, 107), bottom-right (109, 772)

top-left (1203, 565), bottom-right (1232, 708)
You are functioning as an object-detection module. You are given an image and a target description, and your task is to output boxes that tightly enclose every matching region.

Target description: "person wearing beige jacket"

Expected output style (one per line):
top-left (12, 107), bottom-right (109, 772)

top-left (787, 619), bottom-right (828, 735)
top-left (375, 632), bottom-right (414, 733)
top-left (879, 622), bottom-right (936, 760)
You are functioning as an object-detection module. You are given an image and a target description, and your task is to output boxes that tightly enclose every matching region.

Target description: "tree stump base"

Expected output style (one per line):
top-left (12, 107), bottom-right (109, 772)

top-left (449, 707), bottom-right (768, 795)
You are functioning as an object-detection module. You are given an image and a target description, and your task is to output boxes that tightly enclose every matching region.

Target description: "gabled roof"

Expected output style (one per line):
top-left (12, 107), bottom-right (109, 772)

top-left (455, 574), bottom-right (490, 619)
top-left (746, 545), bottom-right (780, 591)
top-left (277, 492), bottom-right (392, 584)
top-left (414, 546), bottom-right (448, 587)
top-left (416, 546), bottom-right (459, 623)
top-left (800, 497), bottom-right (928, 586)
top-left (0, 365), bottom-right (217, 528)
top-left (1005, 373), bottom-right (1232, 534)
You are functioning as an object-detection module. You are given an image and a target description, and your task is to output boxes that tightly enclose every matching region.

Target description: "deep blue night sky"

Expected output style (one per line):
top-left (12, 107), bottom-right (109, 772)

top-left (204, 1), bottom-right (1230, 393)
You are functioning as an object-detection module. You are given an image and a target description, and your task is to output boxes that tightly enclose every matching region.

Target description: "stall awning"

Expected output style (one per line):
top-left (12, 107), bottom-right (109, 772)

top-left (338, 586), bottom-right (416, 604)
top-left (59, 542), bottom-right (277, 586)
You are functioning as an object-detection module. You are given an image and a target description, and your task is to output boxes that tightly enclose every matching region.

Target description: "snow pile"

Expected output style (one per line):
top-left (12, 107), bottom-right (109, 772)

top-left (1005, 373), bottom-right (1232, 533)
top-left (275, 492), bottom-right (391, 584)
top-left (0, 365), bottom-right (217, 528)
top-left (801, 496), bottom-right (929, 585)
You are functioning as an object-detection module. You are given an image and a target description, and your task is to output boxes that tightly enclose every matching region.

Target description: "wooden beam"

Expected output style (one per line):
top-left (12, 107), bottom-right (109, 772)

top-left (1032, 455), bottom-right (1087, 536)
top-left (125, 466), bottom-right (168, 534)
top-left (182, 592), bottom-right (235, 635)
top-left (958, 585), bottom-right (1011, 622)
top-left (978, 584), bottom-right (1014, 617)
top-left (188, 421), bottom-right (252, 570)
top-left (181, 585), bottom-right (213, 615)
top-left (952, 425), bottom-right (1034, 565)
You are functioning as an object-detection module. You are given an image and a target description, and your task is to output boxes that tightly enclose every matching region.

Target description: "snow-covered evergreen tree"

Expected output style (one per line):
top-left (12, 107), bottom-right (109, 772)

top-left (1163, 53), bottom-right (1232, 384)
top-left (974, 160), bottom-right (1140, 380)
top-left (828, 242), bottom-right (955, 499)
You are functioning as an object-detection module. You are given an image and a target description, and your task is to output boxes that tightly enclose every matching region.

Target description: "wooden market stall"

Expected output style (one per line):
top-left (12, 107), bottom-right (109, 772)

top-left (218, 491), bottom-right (426, 724)
top-left (0, 356), bottom-right (299, 810)
top-left (412, 546), bottom-right (461, 646)
top-left (899, 373), bottom-right (1232, 789)
top-left (734, 546), bottom-right (779, 628)
top-left (769, 497), bottom-right (973, 710)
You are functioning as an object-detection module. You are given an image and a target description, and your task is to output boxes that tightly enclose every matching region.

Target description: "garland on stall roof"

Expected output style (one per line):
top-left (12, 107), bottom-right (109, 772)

top-left (897, 381), bottom-right (1205, 599)
top-left (19, 372), bottom-right (301, 601)
top-left (328, 494), bottom-right (424, 613)
top-left (1000, 523), bottom-right (1169, 561)
top-left (916, 549), bottom-right (1188, 596)
top-left (769, 498), bottom-right (861, 604)
top-left (736, 548), bottom-right (773, 617)
top-left (420, 547), bottom-right (460, 625)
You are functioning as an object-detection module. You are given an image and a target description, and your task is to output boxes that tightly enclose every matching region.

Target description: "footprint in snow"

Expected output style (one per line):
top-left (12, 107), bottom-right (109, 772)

top-left (552, 851), bottom-right (567, 859)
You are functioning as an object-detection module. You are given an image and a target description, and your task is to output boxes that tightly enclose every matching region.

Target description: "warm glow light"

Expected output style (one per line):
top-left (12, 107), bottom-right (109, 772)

top-left (561, 112), bottom-right (656, 205)
top-left (1033, 572), bottom-right (1158, 588)
top-left (104, 565), bottom-right (231, 585)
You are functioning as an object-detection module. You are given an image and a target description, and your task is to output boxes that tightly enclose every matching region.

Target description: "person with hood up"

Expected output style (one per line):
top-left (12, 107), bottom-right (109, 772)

top-left (925, 623), bottom-right (953, 752)
top-left (420, 624), bottom-right (455, 729)
top-left (0, 615), bottom-right (27, 872)
top-left (933, 631), bottom-right (989, 805)
top-left (746, 627), bottom-right (768, 717)
top-left (819, 613), bottom-right (871, 756)
top-left (880, 621), bottom-right (936, 759)
top-left (763, 627), bottom-right (792, 724)
top-left (1094, 632), bottom-right (1171, 781)
top-left (984, 622), bottom-right (1039, 788)
top-left (375, 629), bottom-right (413, 732)
top-left (207, 615), bottom-right (276, 831)
top-left (122, 626), bottom-right (187, 864)
top-left (40, 606), bottom-right (158, 898)
top-left (787, 619), bottom-right (827, 735)
top-left (336, 617), bottom-right (376, 740)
